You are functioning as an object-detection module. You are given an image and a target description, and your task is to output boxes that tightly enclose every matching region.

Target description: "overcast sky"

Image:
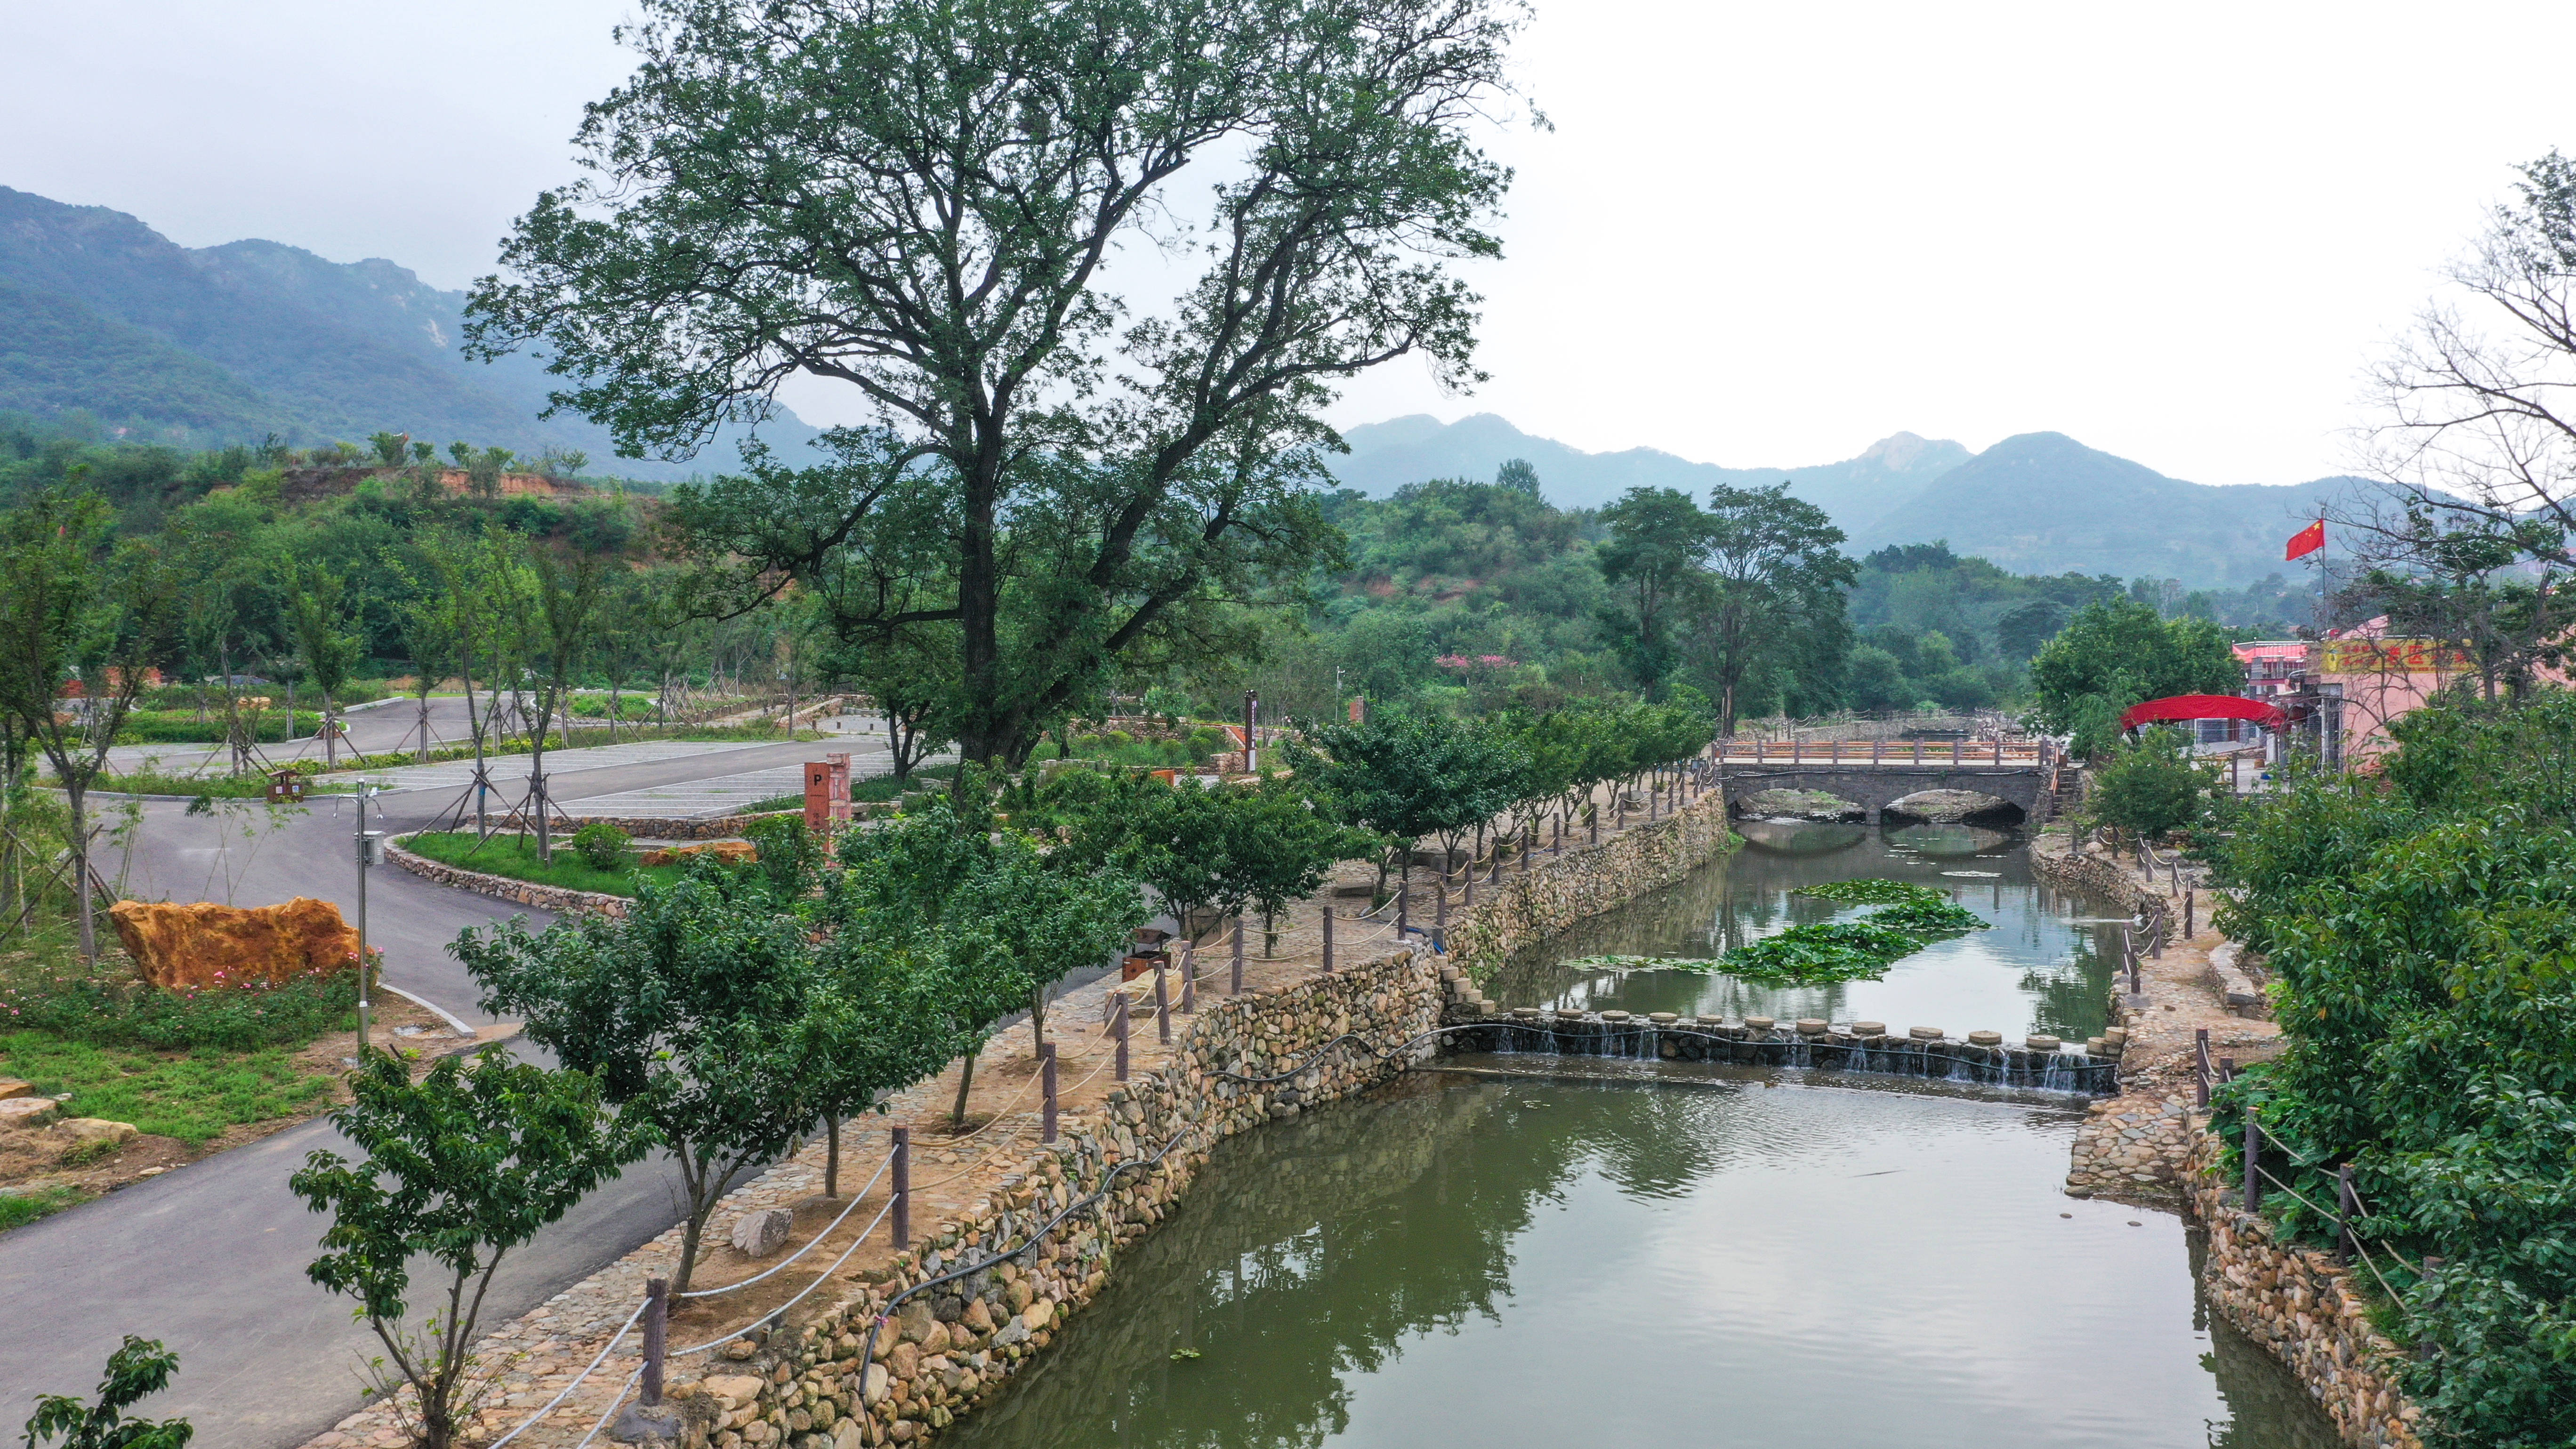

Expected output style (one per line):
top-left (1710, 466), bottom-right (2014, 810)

top-left (6, 0), bottom-right (2573, 484)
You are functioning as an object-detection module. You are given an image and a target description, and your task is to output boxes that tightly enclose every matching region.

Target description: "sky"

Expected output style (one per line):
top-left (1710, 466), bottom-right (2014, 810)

top-left (6, 0), bottom-right (2575, 485)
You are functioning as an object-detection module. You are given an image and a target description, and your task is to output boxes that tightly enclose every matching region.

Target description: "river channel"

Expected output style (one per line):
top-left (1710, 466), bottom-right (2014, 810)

top-left (942, 826), bottom-right (2340, 1448)
top-left (1483, 819), bottom-right (2122, 1040)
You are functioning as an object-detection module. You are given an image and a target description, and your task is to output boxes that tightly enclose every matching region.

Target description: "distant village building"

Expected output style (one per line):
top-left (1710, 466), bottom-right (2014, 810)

top-left (2234, 620), bottom-right (2482, 771)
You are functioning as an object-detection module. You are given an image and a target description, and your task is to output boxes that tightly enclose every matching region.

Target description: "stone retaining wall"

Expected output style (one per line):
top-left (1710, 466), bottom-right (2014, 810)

top-left (662, 944), bottom-right (1443, 1449)
top-left (1445, 787), bottom-right (1734, 982)
top-left (384, 833), bottom-right (630, 919)
top-left (2027, 837), bottom-right (2163, 915)
top-left (2188, 1133), bottom-right (2425, 1449)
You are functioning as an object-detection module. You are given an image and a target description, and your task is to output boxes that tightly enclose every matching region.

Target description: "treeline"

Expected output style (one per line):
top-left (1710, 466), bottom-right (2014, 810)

top-left (4, 413), bottom-right (2301, 780)
top-left (1198, 462), bottom-right (2301, 731)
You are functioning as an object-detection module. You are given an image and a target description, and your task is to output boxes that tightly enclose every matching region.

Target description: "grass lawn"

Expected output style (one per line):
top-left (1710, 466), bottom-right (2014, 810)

top-left (402, 830), bottom-right (693, 897)
top-left (0, 1032), bottom-right (340, 1146)
top-left (0, 1183), bottom-right (90, 1230)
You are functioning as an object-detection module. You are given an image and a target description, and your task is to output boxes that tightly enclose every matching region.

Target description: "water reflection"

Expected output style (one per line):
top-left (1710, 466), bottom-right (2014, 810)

top-left (942, 1074), bottom-right (2339, 1449)
top-left (1484, 823), bottom-right (2119, 1040)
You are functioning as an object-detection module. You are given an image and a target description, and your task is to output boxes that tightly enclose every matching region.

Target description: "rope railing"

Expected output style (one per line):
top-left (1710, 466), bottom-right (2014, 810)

top-left (675, 1148), bottom-right (897, 1299)
top-left (671, 1193), bottom-right (900, 1359)
top-left (483, 1297), bottom-right (650, 1449)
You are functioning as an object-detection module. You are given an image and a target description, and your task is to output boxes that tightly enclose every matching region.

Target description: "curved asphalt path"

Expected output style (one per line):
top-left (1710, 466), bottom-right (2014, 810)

top-left (0, 735), bottom-right (897, 1449)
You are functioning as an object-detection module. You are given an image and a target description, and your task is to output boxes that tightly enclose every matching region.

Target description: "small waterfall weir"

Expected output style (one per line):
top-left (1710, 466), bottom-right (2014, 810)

top-left (1437, 1006), bottom-right (2118, 1094)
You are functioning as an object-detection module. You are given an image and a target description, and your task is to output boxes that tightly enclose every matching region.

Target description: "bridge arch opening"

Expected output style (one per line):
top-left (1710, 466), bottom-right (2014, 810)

top-left (1881, 789), bottom-right (2024, 827)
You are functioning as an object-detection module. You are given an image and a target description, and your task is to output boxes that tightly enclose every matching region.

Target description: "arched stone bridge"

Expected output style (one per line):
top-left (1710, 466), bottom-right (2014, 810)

top-left (1712, 740), bottom-right (2059, 825)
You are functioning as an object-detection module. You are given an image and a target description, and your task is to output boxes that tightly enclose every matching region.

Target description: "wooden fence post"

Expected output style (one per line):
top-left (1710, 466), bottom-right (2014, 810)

top-left (1040, 1044), bottom-right (1058, 1143)
top-left (891, 1127), bottom-right (911, 1250)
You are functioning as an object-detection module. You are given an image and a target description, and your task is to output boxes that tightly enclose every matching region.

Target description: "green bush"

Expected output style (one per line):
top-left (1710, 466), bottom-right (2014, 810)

top-left (2088, 727), bottom-right (2224, 839)
top-left (2212, 693), bottom-right (2576, 1448)
top-left (568, 821), bottom-right (634, 873)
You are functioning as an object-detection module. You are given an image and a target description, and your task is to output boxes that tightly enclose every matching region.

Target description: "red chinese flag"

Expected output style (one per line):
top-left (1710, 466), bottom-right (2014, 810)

top-left (2286, 519), bottom-right (2325, 561)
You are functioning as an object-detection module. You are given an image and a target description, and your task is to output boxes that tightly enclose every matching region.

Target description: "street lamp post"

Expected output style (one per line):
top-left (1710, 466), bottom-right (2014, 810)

top-left (354, 786), bottom-right (383, 1057)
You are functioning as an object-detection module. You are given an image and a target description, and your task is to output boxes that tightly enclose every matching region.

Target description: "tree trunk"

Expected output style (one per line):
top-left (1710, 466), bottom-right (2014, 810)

top-left (824, 1115), bottom-right (841, 1198)
top-left (322, 689), bottom-right (337, 768)
top-left (531, 690), bottom-right (552, 862)
top-left (950, 1048), bottom-right (977, 1126)
top-left (67, 781), bottom-right (95, 959)
top-left (416, 686), bottom-right (432, 765)
top-left (1030, 983), bottom-right (1049, 1049)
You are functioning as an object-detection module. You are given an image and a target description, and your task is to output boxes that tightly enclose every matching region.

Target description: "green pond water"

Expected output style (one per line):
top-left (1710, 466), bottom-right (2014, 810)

top-left (939, 826), bottom-right (2335, 1448)
top-left (942, 1070), bottom-right (2339, 1449)
top-left (1483, 821), bottom-right (2122, 1040)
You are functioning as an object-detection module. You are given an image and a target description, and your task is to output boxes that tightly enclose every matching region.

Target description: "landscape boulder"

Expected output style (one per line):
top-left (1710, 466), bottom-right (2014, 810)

top-left (0, 1097), bottom-right (60, 1129)
top-left (56, 1118), bottom-right (140, 1148)
top-left (730, 1206), bottom-right (794, 1257)
top-left (107, 897), bottom-right (360, 990)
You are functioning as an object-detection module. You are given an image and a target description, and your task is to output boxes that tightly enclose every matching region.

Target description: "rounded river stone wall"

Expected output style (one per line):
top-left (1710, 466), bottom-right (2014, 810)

top-left (660, 943), bottom-right (1445, 1449)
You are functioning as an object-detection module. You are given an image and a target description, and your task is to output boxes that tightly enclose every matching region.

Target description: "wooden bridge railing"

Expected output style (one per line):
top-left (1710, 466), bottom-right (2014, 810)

top-left (1711, 739), bottom-right (2048, 766)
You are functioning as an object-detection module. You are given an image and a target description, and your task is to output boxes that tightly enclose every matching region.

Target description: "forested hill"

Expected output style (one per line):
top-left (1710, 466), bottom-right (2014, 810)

top-left (1328, 413), bottom-right (1971, 529)
top-left (0, 186), bottom-right (820, 476)
top-left (1849, 432), bottom-right (2363, 586)
top-left (1330, 414), bottom-right (2366, 587)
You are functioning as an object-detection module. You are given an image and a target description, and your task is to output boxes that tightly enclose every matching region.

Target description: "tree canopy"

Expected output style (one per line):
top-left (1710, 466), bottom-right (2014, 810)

top-left (467, 0), bottom-right (1529, 765)
top-left (2025, 596), bottom-right (2241, 757)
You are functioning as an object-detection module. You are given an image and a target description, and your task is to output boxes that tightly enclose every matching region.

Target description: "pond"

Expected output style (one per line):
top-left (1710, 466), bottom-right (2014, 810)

top-left (1480, 821), bottom-right (2123, 1042)
top-left (942, 1069), bottom-right (2340, 1449)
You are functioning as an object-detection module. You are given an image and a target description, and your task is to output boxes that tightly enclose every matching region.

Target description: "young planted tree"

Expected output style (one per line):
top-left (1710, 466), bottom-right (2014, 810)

top-left (830, 801), bottom-right (1145, 1125)
top-left (521, 512), bottom-right (626, 860)
top-left (290, 1052), bottom-right (651, 1449)
top-left (21, 1336), bottom-right (194, 1449)
top-left (420, 531), bottom-right (531, 835)
top-left (283, 564), bottom-right (361, 768)
top-left (468, 0), bottom-right (1525, 767)
top-left (1294, 711), bottom-right (1527, 897)
top-left (0, 486), bottom-right (174, 958)
top-left (457, 867), bottom-right (841, 1294)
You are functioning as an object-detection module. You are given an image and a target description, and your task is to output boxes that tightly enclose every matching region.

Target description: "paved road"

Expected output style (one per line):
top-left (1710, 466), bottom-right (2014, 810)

top-left (0, 733), bottom-right (919, 1449)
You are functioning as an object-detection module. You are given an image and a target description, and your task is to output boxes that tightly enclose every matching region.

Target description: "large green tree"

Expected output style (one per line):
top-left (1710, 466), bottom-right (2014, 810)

top-left (1594, 486), bottom-right (1708, 694)
top-left (2026, 596), bottom-right (2241, 757)
top-left (1683, 483), bottom-right (1854, 734)
top-left (467, 0), bottom-right (1525, 767)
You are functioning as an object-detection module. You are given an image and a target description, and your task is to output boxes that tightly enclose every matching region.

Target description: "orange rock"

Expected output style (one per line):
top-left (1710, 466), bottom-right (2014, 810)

top-left (636, 840), bottom-right (758, 868)
top-left (107, 897), bottom-right (362, 990)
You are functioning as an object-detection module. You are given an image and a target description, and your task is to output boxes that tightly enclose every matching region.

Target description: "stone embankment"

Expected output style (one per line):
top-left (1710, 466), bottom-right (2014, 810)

top-left (2190, 1135), bottom-right (2424, 1449)
top-left (2035, 828), bottom-right (2423, 1448)
top-left (384, 833), bottom-right (634, 918)
top-left (1445, 781), bottom-right (1733, 978)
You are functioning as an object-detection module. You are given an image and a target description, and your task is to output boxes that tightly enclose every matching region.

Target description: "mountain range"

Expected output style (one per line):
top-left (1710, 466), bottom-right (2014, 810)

top-left (0, 185), bottom-right (2358, 579)
top-left (0, 186), bottom-right (817, 477)
top-left (1328, 413), bottom-right (2360, 587)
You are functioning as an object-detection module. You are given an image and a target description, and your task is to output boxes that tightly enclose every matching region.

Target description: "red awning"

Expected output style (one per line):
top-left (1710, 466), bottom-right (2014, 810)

top-left (2118, 694), bottom-right (2287, 732)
